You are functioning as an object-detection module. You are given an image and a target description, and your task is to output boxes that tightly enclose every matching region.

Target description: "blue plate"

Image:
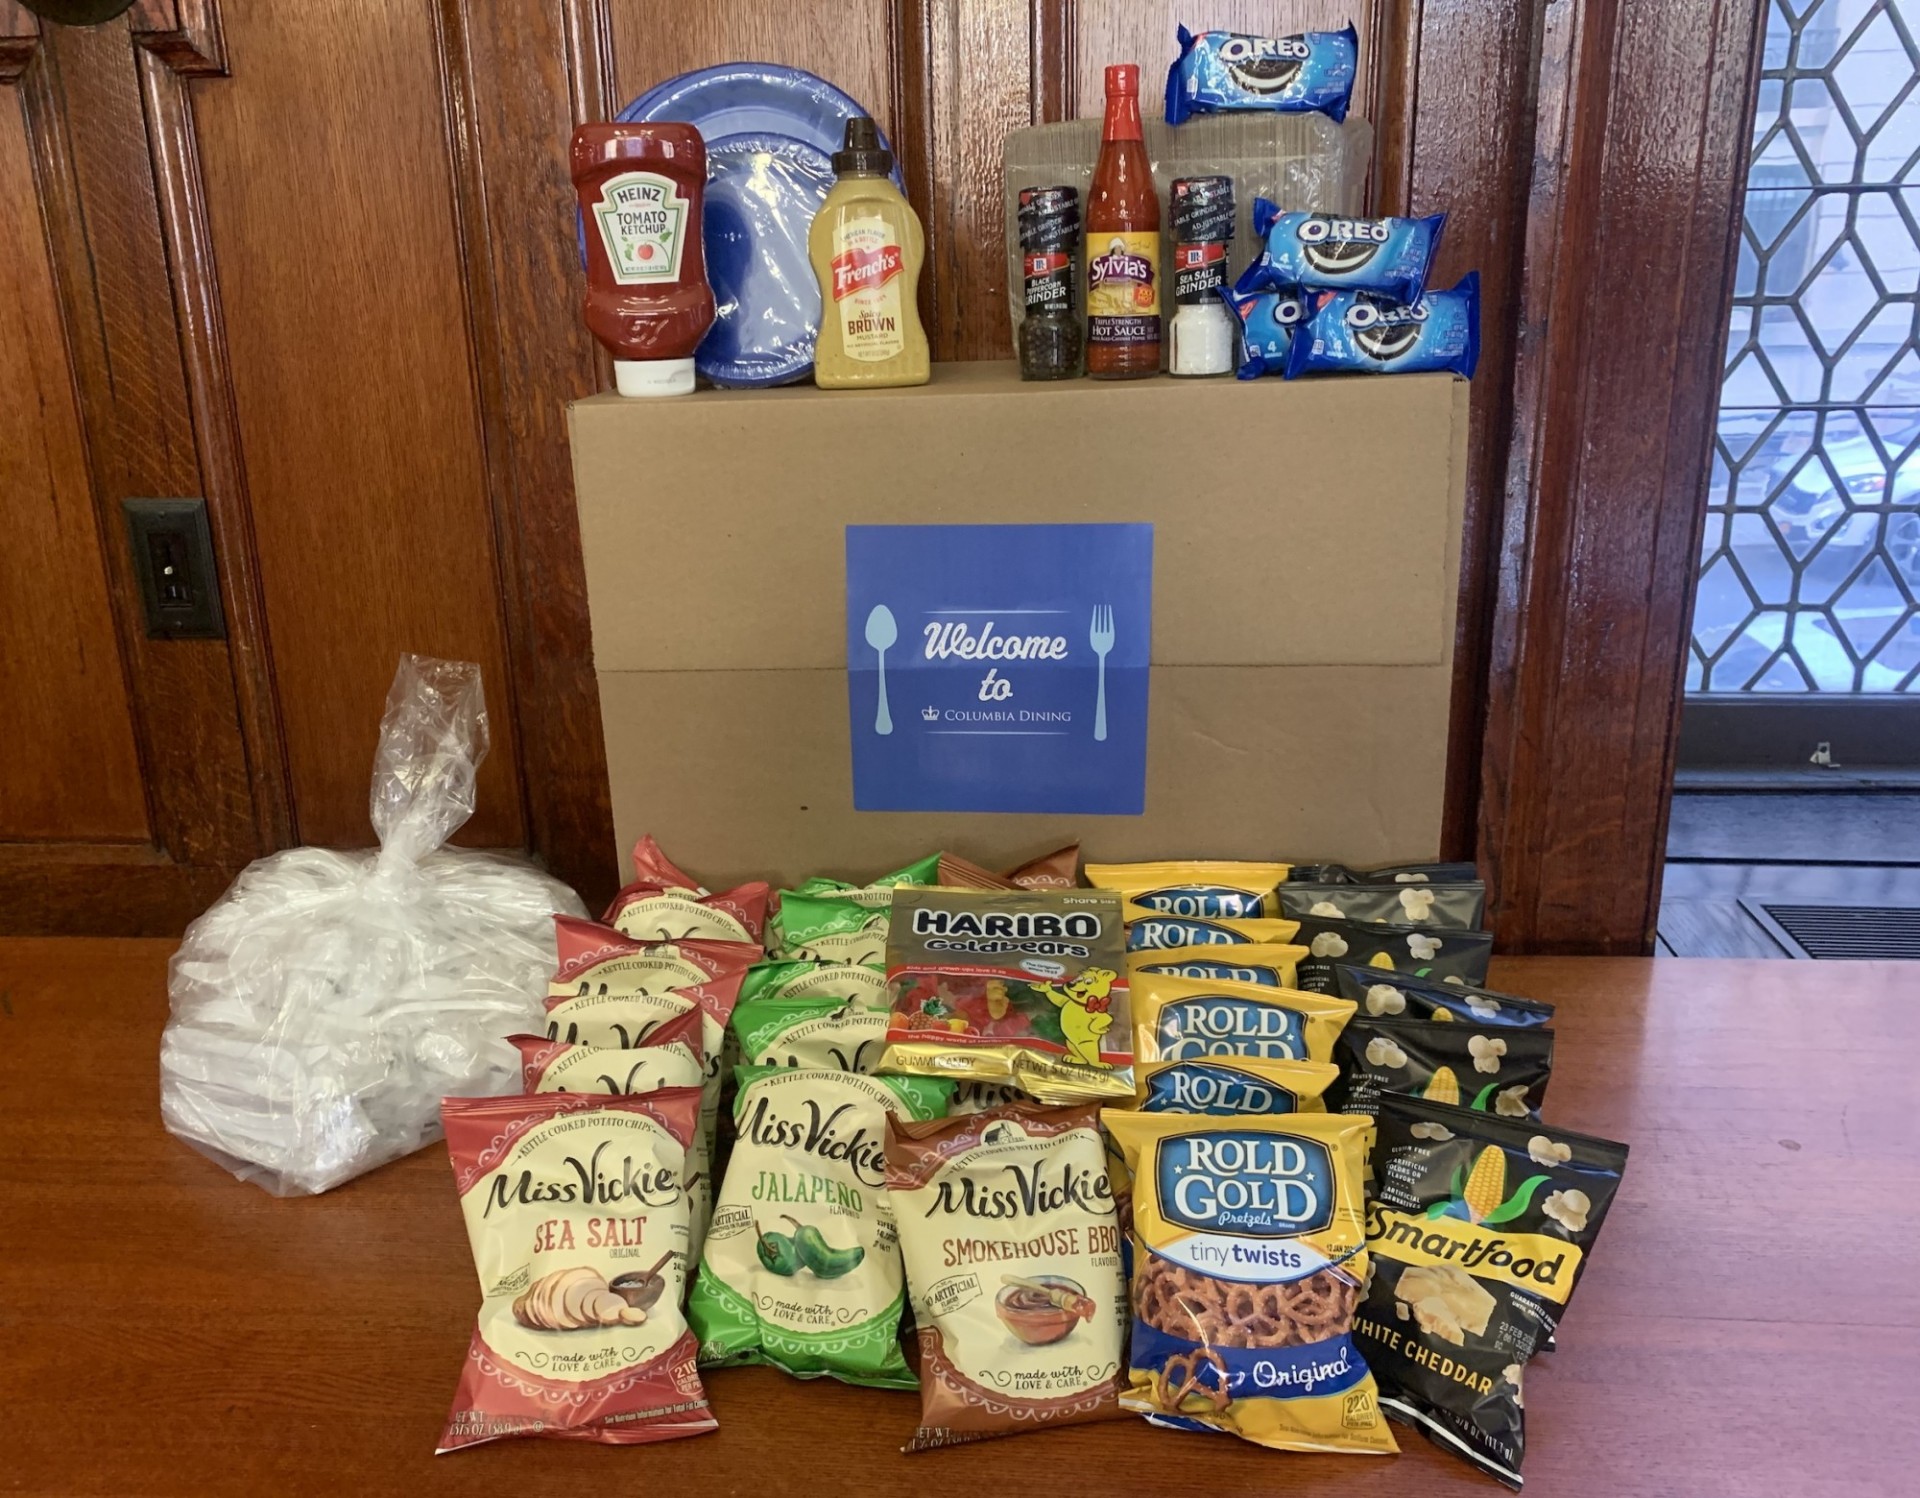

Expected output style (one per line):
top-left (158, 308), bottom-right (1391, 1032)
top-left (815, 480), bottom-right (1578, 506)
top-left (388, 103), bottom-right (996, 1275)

top-left (618, 63), bottom-right (904, 190)
top-left (696, 132), bottom-right (830, 388)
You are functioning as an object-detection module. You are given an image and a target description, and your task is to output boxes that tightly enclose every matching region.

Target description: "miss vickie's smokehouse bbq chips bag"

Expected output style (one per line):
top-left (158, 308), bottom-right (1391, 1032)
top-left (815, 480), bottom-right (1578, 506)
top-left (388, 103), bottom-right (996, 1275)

top-left (886, 1102), bottom-right (1127, 1450)
top-left (437, 1088), bottom-right (712, 1451)
top-left (1356, 1093), bottom-right (1628, 1489)
top-left (881, 890), bottom-right (1135, 1104)
top-left (1101, 1110), bottom-right (1395, 1456)
top-left (688, 1066), bottom-right (953, 1387)
top-left (604, 835), bottom-right (769, 946)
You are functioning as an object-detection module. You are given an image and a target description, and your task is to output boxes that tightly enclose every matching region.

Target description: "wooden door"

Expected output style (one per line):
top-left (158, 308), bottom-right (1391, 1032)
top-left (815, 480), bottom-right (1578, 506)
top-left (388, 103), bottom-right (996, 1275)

top-left (2, 0), bottom-right (1769, 949)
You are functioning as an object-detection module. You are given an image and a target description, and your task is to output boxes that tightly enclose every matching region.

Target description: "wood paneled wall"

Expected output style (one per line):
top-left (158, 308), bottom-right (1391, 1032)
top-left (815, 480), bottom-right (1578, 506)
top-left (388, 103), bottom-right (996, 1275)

top-left (1, 0), bottom-right (1766, 948)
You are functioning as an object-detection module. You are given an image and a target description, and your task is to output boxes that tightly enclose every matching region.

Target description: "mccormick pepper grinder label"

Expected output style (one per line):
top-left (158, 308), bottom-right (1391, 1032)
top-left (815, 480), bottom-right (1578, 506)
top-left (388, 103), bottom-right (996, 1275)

top-left (1086, 233), bottom-right (1160, 345)
top-left (592, 170), bottom-right (690, 284)
top-left (831, 216), bottom-right (909, 362)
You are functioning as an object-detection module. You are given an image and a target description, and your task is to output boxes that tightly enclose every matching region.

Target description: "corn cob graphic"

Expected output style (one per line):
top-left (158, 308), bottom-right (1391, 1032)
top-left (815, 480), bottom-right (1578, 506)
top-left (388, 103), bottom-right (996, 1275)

top-left (1368, 952), bottom-right (1396, 971)
top-left (1461, 1145), bottom-right (1507, 1224)
top-left (1424, 1066), bottom-right (1461, 1107)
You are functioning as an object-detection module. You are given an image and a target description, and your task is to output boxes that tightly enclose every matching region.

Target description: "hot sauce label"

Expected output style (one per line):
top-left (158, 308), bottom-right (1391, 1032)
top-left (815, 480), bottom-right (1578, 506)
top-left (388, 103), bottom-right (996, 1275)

top-left (592, 171), bottom-right (689, 285)
top-left (1086, 231), bottom-right (1161, 343)
top-left (832, 216), bottom-right (909, 362)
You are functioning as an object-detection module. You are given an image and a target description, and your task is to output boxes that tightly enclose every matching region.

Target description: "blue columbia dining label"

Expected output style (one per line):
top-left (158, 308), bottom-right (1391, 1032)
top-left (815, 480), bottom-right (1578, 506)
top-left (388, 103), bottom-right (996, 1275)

top-left (846, 524), bottom-right (1153, 814)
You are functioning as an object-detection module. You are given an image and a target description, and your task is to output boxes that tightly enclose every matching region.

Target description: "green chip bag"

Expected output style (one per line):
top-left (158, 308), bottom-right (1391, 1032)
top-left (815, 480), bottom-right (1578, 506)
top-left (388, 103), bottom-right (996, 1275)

top-left (765, 854), bottom-right (942, 953)
top-left (740, 958), bottom-right (888, 1009)
top-left (688, 1066), bottom-right (952, 1386)
top-left (735, 994), bottom-right (889, 1073)
top-left (771, 892), bottom-right (892, 964)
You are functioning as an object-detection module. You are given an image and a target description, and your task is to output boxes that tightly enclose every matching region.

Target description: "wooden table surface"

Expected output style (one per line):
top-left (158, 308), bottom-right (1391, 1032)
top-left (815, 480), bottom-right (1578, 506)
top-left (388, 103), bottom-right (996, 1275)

top-left (3, 941), bottom-right (1915, 1497)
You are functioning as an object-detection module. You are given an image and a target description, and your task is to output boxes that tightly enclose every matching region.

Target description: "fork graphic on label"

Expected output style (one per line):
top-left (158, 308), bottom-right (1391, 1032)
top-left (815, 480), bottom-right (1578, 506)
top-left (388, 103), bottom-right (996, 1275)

top-left (1089, 604), bottom-right (1115, 742)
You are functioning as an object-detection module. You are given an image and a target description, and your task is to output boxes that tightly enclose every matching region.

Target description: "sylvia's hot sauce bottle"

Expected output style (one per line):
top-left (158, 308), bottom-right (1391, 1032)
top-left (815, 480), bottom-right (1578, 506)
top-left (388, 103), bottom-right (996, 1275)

top-left (570, 123), bottom-right (714, 397)
top-left (810, 117), bottom-right (930, 388)
top-left (1085, 64), bottom-right (1161, 379)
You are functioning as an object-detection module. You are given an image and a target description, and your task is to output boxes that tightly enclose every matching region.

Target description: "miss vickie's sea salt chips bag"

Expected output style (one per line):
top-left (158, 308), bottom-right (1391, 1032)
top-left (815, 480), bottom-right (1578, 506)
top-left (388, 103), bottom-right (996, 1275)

top-left (604, 835), bottom-right (769, 945)
top-left (886, 1102), bottom-right (1127, 1450)
top-left (687, 1065), bottom-right (953, 1387)
top-left (437, 1088), bottom-right (712, 1451)
top-left (1102, 1110), bottom-right (1395, 1455)
top-left (882, 889), bottom-right (1135, 1104)
top-left (548, 914), bottom-right (757, 1004)
top-left (1355, 1093), bottom-right (1628, 1489)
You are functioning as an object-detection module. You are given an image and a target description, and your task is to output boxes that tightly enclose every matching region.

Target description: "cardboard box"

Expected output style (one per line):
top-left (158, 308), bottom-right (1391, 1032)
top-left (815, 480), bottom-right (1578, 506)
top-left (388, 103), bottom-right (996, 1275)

top-left (570, 361), bottom-right (1468, 888)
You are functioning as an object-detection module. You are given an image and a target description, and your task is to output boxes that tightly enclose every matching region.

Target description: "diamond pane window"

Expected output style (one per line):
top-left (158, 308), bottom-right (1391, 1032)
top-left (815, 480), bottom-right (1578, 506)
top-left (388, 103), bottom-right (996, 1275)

top-left (1694, 0), bottom-right (1920, 693)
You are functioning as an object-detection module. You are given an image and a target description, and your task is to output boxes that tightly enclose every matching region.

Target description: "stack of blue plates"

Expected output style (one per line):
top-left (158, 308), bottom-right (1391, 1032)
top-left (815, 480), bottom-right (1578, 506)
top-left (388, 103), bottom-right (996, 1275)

top-left (614, 65), bottom-right (903, 389)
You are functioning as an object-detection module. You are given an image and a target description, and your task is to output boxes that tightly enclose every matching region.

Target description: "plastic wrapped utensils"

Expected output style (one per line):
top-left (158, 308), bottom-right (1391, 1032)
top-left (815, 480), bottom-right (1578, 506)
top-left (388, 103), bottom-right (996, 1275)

top-left (160, 655), bottom-right (586, 1195)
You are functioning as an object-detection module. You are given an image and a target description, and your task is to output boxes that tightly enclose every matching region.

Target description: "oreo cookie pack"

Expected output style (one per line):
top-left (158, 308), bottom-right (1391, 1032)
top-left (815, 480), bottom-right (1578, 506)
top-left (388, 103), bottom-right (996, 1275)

top-left (1165, 24), bottom-right (1360, 125)
top-left (1286, 273), bottom-right (1481, 379)
top-left (1237, 204), bottom-right (1447, 304)
top-left (1219, 289), bottom-right (1308, 379)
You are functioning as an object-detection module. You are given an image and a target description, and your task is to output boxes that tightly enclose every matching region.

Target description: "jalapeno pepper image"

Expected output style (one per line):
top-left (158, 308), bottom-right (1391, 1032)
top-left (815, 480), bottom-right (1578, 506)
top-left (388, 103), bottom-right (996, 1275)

top-left (753, 1219), bottom-right (804, 1276)
top-left (783, 1214), bottom-right (866, 1279)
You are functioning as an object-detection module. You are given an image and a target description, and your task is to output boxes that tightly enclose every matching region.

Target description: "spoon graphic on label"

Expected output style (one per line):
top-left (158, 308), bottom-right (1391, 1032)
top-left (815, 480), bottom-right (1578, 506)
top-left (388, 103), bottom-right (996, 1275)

top-left (864, 604), bottom-right (898, 735)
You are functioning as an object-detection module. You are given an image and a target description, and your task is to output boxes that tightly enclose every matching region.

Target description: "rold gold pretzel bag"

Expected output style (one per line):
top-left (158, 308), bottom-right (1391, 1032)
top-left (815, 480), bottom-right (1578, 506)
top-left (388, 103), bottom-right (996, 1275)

top-left (1102, 1109), bottom-right (1395, 1456)
top-left (437, 1089), bottom-right (712, 1451)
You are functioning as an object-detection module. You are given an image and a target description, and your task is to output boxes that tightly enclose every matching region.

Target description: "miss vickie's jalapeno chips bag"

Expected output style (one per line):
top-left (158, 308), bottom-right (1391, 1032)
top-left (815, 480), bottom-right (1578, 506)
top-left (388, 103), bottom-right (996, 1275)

top-left (1356, 1093), bottom-right (1629, 1489)
top-left (881, 889), bottom-right (1135, 1103)
top-left (687, 1066), bottom-right (953, 1387)
top-left (1102, 1110), bottom-right (1395, 1455)
top-left (437, 1088), bottom-right (712, 1451)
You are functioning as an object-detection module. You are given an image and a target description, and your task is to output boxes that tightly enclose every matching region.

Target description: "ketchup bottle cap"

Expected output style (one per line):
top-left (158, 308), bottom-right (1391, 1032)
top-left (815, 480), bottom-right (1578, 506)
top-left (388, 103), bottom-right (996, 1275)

top-left (1105, 64), bottom-right (1139, 97)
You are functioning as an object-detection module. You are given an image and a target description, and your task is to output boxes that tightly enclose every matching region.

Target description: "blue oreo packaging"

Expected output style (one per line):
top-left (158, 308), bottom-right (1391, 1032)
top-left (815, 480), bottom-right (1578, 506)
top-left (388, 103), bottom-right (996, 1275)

top-left (1165, 25), bottom-right (1359, 125)
top-left (1286, 273), bottom-right (1481, 379)
top-left (1237, 203), bottom-right (1446, 304)
top-left (1220, 288), bottom-right (1308, 379)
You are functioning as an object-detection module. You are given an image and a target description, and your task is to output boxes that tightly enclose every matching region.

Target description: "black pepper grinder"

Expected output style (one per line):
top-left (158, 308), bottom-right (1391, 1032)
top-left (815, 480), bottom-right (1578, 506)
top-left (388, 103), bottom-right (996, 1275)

top-left (1017, 185), bottom-right (1083, 380)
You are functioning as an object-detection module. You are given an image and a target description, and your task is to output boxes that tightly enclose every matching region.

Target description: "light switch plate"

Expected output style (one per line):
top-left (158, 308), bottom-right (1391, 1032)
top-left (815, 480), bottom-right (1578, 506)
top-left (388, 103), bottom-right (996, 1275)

top-left (123, 498), bottom-right (226, 640)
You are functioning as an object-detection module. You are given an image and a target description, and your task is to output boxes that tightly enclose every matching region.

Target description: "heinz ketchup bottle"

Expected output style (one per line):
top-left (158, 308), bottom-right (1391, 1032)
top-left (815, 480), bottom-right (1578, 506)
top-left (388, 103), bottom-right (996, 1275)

top-left (1085, 64), bottom-right (1161, 378)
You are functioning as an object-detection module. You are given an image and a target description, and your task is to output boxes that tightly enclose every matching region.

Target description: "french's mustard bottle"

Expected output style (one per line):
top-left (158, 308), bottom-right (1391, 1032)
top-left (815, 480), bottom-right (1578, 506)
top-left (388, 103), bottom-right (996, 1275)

top-left (810, 118), bottom-right (930, 388)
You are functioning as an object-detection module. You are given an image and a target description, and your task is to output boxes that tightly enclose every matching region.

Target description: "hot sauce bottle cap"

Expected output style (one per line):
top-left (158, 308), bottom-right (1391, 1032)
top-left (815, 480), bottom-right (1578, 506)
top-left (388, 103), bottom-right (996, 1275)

top-left (1105, 63), bottom-right (1139, 96)
top-left (614, 356), bottom-right (696, 397)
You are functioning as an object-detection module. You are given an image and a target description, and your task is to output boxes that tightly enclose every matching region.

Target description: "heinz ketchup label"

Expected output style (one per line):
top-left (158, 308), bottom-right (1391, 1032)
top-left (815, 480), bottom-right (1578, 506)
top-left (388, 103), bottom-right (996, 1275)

top-left (591, 171), bottom-right (690, 285)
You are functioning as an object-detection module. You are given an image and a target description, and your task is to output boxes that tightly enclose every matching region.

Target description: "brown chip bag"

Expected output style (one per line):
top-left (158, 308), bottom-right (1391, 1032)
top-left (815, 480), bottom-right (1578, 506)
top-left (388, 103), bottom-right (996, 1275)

top-left (437, 1088), bottom-right (713, 1451)
top-left (886, 1102), bottom-right (1127, 1450)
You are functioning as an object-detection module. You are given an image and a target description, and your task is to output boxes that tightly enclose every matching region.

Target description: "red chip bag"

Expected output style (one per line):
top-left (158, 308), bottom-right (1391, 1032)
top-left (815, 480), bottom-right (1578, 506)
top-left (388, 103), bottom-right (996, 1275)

top-left (603, 836), bottom-right (770, 945)
top-left (437, 1088), bottom-right (714, 1451)
top-left (550, 914), bottom-right (758, 1003)
top-left (509, 1007), bottom-right (705, 1094)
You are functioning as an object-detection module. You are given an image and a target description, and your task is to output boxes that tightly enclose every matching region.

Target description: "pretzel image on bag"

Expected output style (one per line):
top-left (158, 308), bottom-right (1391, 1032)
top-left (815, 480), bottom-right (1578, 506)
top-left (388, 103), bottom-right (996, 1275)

top-left (1102, 1110), bottom-right (1395, 1455)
